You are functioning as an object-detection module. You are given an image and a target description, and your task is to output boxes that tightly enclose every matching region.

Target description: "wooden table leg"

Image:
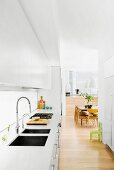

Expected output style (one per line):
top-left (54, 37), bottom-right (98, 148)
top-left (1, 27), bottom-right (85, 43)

top-left (81, 119), bottom-right (82, 125)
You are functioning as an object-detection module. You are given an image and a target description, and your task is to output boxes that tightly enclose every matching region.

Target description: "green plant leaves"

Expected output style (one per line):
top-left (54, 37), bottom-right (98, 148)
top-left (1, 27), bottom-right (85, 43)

top-left (80, 92), bottom-right (94, 103)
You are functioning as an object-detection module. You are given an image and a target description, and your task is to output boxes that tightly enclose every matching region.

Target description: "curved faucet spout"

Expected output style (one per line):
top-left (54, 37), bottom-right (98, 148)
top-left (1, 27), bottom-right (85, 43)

top-left (16, 97), bottom-right (31, 134)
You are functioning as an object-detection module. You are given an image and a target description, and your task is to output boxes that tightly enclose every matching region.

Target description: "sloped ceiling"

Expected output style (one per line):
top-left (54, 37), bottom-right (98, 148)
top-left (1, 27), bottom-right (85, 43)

top-left (18, 0), bottom-right (114, 68)
top-left (57, 0), bottom-right (114, 68)
top-left (19, 0), bottom-right (60, 66)
top-left (57, 0), bottom-right (114, 48)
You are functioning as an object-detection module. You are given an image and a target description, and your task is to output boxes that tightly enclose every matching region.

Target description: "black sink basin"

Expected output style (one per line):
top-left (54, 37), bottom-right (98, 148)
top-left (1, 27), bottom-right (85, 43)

top-left (9, 136), bottom-right (48, 146)
top-left (22, 129), bottom-right (50, 134)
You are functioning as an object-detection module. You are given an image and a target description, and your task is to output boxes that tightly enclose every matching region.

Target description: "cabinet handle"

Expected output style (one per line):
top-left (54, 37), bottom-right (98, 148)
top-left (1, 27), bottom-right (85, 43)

top-left (57, 133), bottom-right (60, 148)
top-left (54, 144), bottom-right (57, 158)
top-left (58, 138), bottom-right (60, 148)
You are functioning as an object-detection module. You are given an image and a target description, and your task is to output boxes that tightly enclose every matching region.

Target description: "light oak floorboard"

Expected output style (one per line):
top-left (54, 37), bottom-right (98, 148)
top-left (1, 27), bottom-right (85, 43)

top-left (58, 116), bottom-right (114, 170)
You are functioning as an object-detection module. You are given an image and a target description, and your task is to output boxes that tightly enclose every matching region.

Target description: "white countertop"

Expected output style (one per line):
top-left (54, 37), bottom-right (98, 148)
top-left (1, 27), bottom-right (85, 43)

top-left (0, 109), bottom-right (61, 170)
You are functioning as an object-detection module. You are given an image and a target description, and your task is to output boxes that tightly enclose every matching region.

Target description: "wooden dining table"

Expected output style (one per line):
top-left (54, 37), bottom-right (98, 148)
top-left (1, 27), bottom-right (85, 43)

top-left (78, 106), bottom-right (98, 115)
top-left (76, 105), bottom-right (98, 126)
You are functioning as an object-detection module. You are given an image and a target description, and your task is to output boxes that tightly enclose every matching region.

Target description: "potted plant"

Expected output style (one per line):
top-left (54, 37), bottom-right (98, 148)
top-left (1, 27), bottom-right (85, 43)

top-left (80, 92), bottom-right (94, 108)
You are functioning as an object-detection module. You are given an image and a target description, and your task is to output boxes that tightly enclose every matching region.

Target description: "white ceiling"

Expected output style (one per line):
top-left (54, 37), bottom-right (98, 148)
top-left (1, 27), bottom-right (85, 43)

top-left (57, 0), bottom-right (114, 48)
top-left (57, 0), bottom-right (114, 69)
top-left (19, 0), bottom-right (114, 69)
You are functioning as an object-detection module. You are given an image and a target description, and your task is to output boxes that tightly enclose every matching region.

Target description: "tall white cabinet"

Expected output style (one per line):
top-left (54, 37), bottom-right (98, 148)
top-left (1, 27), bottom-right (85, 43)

top-left (104, 56), bottom-right (114, 152)
top-left (104, 77), bottom-right (114, 151)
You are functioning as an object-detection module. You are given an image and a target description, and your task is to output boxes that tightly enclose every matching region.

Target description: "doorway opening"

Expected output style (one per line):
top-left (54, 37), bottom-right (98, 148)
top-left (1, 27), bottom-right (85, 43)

top-left (61, 51), bottom-right (98, 128)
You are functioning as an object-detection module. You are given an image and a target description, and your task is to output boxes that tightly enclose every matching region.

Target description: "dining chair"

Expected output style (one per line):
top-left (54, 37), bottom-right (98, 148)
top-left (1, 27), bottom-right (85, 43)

top-left (90, 122), bottom-right (102, 141)
top-left (87, 108), bottom-right (98, 114)
top-left (75, 106), bottom-right (89, 126)
top-left (87, 108), bottom-right (98, 127)
top-left (79, 111), bottom-right (89, 126)
top-left (88, 114), bottom-right (98, 127)
top-left (74, 106), bottom-right (79, 124)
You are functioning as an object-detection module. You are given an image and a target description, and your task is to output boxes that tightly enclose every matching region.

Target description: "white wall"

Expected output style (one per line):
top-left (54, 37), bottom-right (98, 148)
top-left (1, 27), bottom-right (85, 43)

top-left (65, 70), bottom-right (98, 95)
top-left (61, 69), bottom-right (66, 116)
top-left (38, 66), bottom-right (62, 114)
top-left (60, 40), bottom-right (98, 72)
top-left (0, 90), bottom-right (37, 131)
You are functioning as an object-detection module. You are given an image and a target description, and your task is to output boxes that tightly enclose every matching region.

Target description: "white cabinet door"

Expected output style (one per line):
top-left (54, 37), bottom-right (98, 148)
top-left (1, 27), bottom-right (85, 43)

top-left (19, 53), bottom-right (31, 87)
top-left (104, 77), bottom-right (114, 151)
top-left (28, 65), bottom-right (51, 89)
top-left (19, 53), bottom-right (51, 88)
top-left (0, 54), bottom-right (20, 86)
top-left (0, 0), bottom-right (51, 89)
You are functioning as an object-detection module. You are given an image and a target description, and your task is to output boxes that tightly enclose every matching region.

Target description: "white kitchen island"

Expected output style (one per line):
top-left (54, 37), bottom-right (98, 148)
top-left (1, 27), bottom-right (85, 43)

top-left (0, 109), bottom-right (61, 170)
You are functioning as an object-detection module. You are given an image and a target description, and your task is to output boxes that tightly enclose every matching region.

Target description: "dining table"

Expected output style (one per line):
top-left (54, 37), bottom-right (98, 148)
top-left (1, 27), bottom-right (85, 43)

top-left (76, 105), bottom-right (98, 126)
top-left (78, 106), bottom-right (98, 115)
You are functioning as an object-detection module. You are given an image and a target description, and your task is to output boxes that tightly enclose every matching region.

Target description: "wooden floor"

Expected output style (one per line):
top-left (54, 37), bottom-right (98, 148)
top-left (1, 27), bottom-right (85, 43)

top-left (58, 116), bottom-right (114, 170)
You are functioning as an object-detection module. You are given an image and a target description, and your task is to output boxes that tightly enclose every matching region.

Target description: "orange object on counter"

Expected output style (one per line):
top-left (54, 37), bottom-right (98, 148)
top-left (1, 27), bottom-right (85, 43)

top-left (37, 96), bottom-right (45, 109)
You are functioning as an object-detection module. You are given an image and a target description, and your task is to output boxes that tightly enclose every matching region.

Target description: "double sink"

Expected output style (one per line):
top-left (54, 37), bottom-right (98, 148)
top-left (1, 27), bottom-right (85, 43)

top-left (9, 129), bottom-right (50, 146)
top-left (9, 112), bottom-right (53, 146)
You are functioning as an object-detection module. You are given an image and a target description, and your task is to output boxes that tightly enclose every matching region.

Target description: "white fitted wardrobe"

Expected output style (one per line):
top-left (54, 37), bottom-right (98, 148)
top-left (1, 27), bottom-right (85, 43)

top-left (104, 56), bottom-right (114, 152)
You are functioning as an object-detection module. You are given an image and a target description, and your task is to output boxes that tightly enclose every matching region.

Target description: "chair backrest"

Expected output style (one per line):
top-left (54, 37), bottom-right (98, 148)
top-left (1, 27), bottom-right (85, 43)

top-left (87, 108), bottom-right (98, 114)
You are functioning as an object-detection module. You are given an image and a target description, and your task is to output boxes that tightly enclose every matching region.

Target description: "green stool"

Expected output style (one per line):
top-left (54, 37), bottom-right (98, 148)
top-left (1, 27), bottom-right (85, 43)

top-left (90, 122), bottom-right (102, 142)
